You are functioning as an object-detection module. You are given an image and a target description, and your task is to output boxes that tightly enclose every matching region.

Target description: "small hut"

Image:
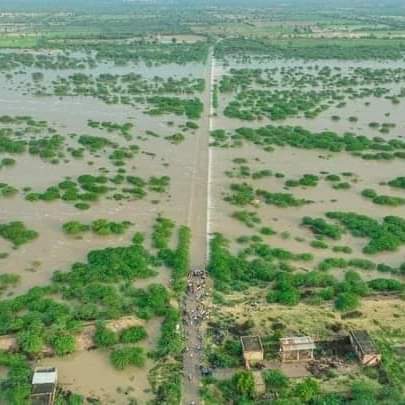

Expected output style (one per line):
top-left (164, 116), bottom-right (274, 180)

top-left (241, 335), bottom-right (264, 368)
top-left (349, 330), bottom-right (381, 366)
top-left (280, 336), bottom-right (315, 362)
top-left (31, 367), bottom-right (57, 405)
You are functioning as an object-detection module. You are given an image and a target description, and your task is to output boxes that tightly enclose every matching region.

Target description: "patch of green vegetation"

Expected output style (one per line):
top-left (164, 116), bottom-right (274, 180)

top-left (286, 174), bottom-right (319, 188)
top-left (326, 211), bottom-right (405, 254)
top-left (256, 189), bottom-right (310, 207)
top-left (0, 221), bottom-right (38, 248)
top-left (110, 346), bottom-right (145, 370)
top-left (119, 325), bottom-right (147, 344)
top-left (361, 188), bottom-right (405, 206)
top-left (146, 96), bottom-right (203, 119)
top-left (232, 210), bottom-right (261, 228)
top-left (212, 125), bottom-right (405, 161)
top-left (302, 217), bottom-right (342, 240)
top-left (78, 134), bottom-right (113, 151)
top-left (388, 176), bottom-right (405, 189)
top-left (215, 37), bottom-right (405, 61)
top-left (62, 221), bottom-right (90, 235)
top-left (152, 216), bottom-right (175, 249)
top-left (0, 183), bottom-right (18, 198)
top-left (93, 322), bottom-right (118, 348)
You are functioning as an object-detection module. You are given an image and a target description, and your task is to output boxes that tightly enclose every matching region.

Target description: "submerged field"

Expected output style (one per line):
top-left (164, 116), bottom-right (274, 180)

top-left (1, 2), bottom-right (405, 404)
top-left (0, 45), bottom-right (210, 403)
top-left (203, 56), bottom-right (405, 403)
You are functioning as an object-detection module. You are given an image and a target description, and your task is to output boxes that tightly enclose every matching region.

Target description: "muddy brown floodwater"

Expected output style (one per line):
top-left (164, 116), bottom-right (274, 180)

top-left (0, 60), bottom-right (210, 402)
top-left (204, 58), bottom-right (405, 399)
top-left (2, 54), bottom-right (405, 403)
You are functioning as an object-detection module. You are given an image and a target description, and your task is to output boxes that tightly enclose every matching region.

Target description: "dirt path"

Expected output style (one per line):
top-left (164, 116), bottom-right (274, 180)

top-left (182, 46), bottom-right (214, 405)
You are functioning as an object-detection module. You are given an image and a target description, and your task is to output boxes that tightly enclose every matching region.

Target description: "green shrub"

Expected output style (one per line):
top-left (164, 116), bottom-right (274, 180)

top-left (110, 346), bottom-right (145, 369)
top-left (335, 292), bottom-right (359, 311)
top-left (17, 329), bottom-right (44, 355)
top-left (311, 240), bottom-right (328, 249)
top-left (0, 221), bottom-right (38, 247)
top-left (62, 221), bottom-right (90, 235)
top-left (302, 217), bottom-right (342, 240)
top-left (232, 210), bottom-right (261, 228)
top-left (93, 323), bottom-right (118, 347)
top-left (120, 326), bottom-right (147, 344)
top-left (294, 378), bottom-right (320, 402)
top-left (49, 332), bottom-right (76, 356)
top-left (232, 371), bottom-right (255, 399)
top-left (263, 369), bottom-right (289, 394)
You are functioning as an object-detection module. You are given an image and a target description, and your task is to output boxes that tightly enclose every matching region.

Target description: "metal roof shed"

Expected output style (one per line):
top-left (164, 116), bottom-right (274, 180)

top-left (31, 367), bottom-right (58, 405)
top-left (280, 336), bottom-right (315, 362)
top-left (349, 330), bottom-right (381, 366)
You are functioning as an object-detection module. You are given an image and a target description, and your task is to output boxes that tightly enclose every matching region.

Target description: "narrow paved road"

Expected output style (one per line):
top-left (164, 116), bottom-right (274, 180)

top-left (182, 46), bottom-right (214, 405)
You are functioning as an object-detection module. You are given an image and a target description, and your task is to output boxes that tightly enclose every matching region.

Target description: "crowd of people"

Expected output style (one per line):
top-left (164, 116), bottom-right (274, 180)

top-left (183, 267), bottom-right (209, 402)
top-left (185, 268), bottom-right (208, 325)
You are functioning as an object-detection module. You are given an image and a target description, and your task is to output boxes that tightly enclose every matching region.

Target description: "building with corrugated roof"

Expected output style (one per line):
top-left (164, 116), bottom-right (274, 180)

top-left (31, 367), bottom-right (57, 405)
top-left (280, 336), bottom-right (315, 362)
top-left (349, 330), bottom-right (381, 366)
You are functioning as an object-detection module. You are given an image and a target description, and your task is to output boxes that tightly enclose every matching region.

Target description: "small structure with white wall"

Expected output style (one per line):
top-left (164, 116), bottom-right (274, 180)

top-left (280, 336), bottom-right (315, 362)
top-left (31, 367), bottom-right (58, 405)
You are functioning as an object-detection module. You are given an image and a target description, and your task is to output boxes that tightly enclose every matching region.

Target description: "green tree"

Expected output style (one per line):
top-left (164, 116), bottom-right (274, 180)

top-left (335, 292), bottom-right (359, 311)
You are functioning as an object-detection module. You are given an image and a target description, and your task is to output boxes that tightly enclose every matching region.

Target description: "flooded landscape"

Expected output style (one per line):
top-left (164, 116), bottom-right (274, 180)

top-left (1, 1), bottom-right (405, 404)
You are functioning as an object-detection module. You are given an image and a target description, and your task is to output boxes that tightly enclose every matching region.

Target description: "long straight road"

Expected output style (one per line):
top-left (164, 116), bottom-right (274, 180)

top-left (182, 46), bottom-right (215, 405)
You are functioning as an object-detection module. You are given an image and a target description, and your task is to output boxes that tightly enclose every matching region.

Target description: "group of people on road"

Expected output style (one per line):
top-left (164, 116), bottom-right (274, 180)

top-left (183, 267), bottom-right (209, 402)
top-left (185, 268), bottom-right (208, 325)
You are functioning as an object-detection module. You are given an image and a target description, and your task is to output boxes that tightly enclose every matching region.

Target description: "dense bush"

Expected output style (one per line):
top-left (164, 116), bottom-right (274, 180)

top-left (110, 346), bottom-right (145, 369)
top-left (119, 325), bottom-right (147, 344)
top-left (302, 217), bottom-right (342, 240)
top-left (152, 217), bottom-right (175, 249)
top-left (362, 188), bottom-right (405, 206)
top-left (93, 322), bottom-right (118, 347)
top-left (0, 221), bottom-right (38, 247)
top-left (62, 221), bottom-right (90, 235)
top-left (335, 292), bottom-right (360, 311)
top-left (0, 352), bottom-right (31, 404)
top-left (256, 189), bottom-right (310, 207)
top-left (212, 125), bottom-right (405, 162)
top-left (49, 332), bottom-right (76, 356)
top-left (326, 212), bottom-right (405, 254)
top-left (388, 176), bottom-right (405, 189)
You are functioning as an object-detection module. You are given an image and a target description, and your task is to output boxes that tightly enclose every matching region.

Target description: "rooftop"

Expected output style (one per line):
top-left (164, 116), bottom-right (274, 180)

top-left (241, 335), bottom-right (263, 352)
top-left (32, 367), bottom-right (57, 385)
top-left (280, 336), bottom-right (315, 352)
top-left (350, 330), bottom-right (377, 355)
top-left (32, 383), bottom-right (56, 395)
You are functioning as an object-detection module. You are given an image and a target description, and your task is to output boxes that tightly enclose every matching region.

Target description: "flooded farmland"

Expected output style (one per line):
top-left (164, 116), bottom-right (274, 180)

top-left (1, 51), bottom-right (405, 402)
top-left (1, 4), bottom-right (405, 402)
